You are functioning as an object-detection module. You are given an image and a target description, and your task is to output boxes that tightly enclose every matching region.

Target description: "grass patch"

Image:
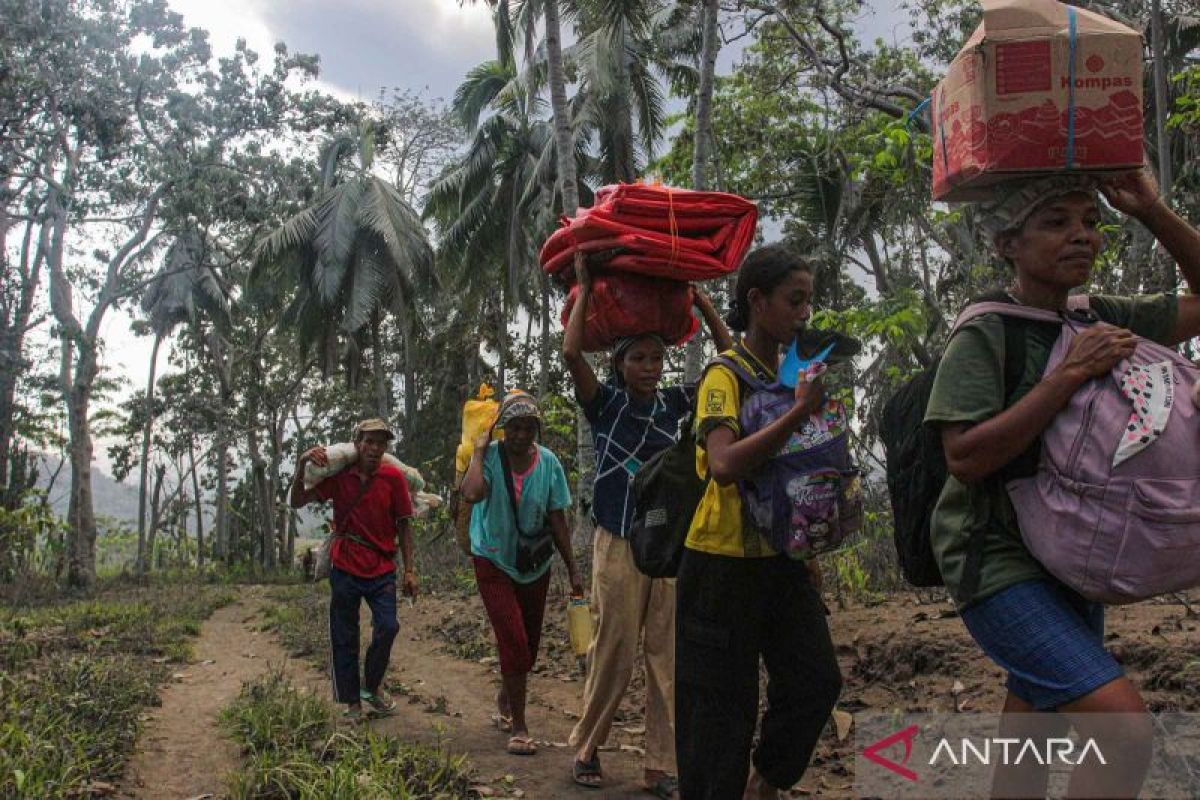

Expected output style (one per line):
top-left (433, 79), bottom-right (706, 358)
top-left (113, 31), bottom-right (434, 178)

top-left (260, 583), bottom-right (330, 670)
top-left (0, 583), bottom-right (234, 798)
top-left (220, 669), bottom-right (472, 799)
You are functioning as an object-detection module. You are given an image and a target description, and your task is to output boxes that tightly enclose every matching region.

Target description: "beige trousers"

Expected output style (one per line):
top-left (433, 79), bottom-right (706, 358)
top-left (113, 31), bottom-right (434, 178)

top-left (569, 526), bottom-right (677, 774)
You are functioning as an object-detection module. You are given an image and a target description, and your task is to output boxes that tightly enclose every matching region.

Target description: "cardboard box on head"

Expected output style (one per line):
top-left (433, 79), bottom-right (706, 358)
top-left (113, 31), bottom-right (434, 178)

top-left (931, 0), bottom-right (1144, 201)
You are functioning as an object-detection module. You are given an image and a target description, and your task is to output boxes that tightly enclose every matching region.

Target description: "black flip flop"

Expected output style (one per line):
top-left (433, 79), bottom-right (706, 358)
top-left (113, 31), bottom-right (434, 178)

top-left (572, 753), bottom-right (603, 788)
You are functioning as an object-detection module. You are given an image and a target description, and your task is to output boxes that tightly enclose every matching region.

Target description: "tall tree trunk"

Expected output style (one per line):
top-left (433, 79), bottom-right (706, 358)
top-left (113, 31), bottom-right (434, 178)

top-left (247, 407), bottom-right (276, 570)
top-left (371, 312), bottom-right (389, 417)
top-left (0, 214), bottom-right (46, 509)
top-left (65, 361), bottom-right (99, 590)
top-left (1149, 0), bottom-right (1174, 292)
top-left (214, 437), bottom-right (229, 561)
top-left (188, 432), bottom-right (204, 568)
top-left (1149, 0), bottom-right (1172, 201)
top-left (402, 313), bottom-right (418, 424)
top-left (544, 0), bottom-right (579, 216)
top-left (685, 0), bottom-right (721, 382)
top-left (47, 182), bottom-right (100, 591)
top-left (544, 0), bottom-right (595, 549)
top-left (496, 294), bottom-right (508, 393)
top-left (146, 463), bottom-right (166, 567)
top-left (135, 333), bottom-right (163, 576)
top-left (204, 332), bottom-right (233, 562)
top-left (539, 269), bottom-right (552, 397)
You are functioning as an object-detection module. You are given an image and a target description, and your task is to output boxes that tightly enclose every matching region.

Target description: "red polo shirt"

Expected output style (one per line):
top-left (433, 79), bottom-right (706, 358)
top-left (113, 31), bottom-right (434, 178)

top-left (316, 463), bottom-right (413, 579)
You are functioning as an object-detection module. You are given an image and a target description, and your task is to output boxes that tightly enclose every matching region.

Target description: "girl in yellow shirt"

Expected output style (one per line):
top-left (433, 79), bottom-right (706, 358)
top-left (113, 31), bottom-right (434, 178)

top-left (675, 243), bottom-right (842, 800)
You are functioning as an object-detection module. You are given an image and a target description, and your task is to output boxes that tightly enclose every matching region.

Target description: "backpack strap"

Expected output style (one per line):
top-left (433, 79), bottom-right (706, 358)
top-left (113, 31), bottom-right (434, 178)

top-left (949, 296), bottom-right (1091, 603)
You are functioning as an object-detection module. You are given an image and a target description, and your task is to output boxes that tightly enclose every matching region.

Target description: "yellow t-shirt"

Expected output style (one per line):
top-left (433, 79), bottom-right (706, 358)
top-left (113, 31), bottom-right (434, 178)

top-left (685, 345), bottom-right (778, 558)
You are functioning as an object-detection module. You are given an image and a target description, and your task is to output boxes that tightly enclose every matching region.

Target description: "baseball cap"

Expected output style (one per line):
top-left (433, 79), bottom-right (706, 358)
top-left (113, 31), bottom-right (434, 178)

top-left (353, 418), bottom-right (395, 440)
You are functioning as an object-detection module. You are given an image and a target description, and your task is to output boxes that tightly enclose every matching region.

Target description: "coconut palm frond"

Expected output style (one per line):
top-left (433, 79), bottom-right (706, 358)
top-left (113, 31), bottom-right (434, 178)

top-left (629, 57), bottom-right (667, 158)
top-left (454, 60), bottom-right (516, 131)
top-left (358, 177), bottom-right (437, 294)
top-left (311, 181), bottom-right (365, 305)
top-left (253, 205), bottom-right (319, 268)
top-left (318, 133), bottom-right (358, 190)
top-left (341, 236), bottom-right (394, 335)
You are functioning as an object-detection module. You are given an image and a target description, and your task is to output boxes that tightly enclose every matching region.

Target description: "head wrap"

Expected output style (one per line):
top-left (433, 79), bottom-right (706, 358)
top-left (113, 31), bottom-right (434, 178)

top-left (976, 174), bottom-right (1102, 236)
top-left (495, 389), bottom-right (541, 429)
top-left (610, 333), bottom-right (667, 388)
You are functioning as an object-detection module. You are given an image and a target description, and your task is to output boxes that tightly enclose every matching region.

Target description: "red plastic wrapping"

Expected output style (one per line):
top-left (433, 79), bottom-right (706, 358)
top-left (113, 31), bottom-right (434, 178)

top-left (561, 273), bottom-right (699, 353)
top-left (540, 183), bottom-right (758, 281)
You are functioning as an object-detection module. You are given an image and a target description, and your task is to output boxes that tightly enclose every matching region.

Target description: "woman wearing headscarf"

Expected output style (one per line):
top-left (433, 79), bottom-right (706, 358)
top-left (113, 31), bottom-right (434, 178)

top-left (925, 170), bottom-right (1200, 799)
top-left (461, 390), bottom-right (584, 756)
top-left (562, 256), bottom-right (732, 796)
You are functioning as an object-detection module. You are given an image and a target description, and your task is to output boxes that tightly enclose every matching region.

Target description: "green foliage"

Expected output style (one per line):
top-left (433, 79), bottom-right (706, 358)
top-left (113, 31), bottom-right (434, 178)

top-left (220, 669), bottom-right (472, 799)
top-left (0, 583), bottom-right (233, 798)
top-left (0, 655), bottom-right (160, 798)
top-left (1170, 65), bottom-right (1200, 133)
top-left (0, 501), bottom-right (67, 583)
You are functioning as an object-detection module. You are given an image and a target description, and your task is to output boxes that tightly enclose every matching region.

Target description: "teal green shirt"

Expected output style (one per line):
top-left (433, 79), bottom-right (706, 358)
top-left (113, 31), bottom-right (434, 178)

top-left (469, 443), bottom-right (571, 583)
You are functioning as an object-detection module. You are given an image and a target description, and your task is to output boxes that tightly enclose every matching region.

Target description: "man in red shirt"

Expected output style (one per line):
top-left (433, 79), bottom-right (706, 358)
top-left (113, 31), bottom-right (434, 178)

top-left (290, 418), bottom-right (418, 721)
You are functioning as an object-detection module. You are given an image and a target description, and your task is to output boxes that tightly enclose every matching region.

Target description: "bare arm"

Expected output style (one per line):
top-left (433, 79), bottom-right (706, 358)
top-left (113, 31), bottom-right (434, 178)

top-left (397, 518), bottom-right (418, 597)
top-left (547, 508), bottom-right (584, 596)
top-left (460, 435), bottom-right (491, 504)
top-left (941, 325), bottom-right (1135, 484)
top-left (396, 518), bottom-right (414, 574)
top-left (562, 253), bottom-right (600, 406)
top-left (695, 288), bottom-right (734, 352)
top-left (288, 447), bottom-right (327, 508)
top-left (705, 379), bottom-right (825, 486)
top-left (1102, 171), bottom-right (1200, 344)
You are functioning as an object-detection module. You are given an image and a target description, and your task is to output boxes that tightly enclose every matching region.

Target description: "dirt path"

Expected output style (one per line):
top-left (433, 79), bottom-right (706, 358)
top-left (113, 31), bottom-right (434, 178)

top-left (373, 596), bottom-right (657, 799)
top-left (116, 581), bottom-right (1199, 800)
top-left (119, 587), bottom-right (326, 800)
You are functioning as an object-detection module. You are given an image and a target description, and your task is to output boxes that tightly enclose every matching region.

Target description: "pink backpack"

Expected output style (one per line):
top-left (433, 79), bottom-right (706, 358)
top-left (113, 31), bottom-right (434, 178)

top-left (953, 300), bottom-right (1200, 604)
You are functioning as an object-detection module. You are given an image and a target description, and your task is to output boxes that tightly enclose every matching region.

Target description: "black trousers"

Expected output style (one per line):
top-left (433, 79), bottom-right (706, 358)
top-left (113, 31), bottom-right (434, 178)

top-left (328, 565), bottom-right (400, 704)
top-left (675, 548), bottom-right (842, 799)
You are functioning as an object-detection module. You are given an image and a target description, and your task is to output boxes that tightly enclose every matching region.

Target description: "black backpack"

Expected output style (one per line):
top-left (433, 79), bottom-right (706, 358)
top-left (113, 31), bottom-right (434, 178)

top-left (629, 356), bottom-right (742, 578)
top-left (879, 295), bottom-right (1053, 590)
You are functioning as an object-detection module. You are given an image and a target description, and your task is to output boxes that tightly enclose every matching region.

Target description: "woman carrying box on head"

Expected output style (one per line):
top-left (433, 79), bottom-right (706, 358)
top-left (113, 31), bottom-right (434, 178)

top-left (926, 170), bottom-right (1200, 799)
top-left (460, 390), bottom-right (584, 757)
top-left (562, 255), bottom-right (732, 797)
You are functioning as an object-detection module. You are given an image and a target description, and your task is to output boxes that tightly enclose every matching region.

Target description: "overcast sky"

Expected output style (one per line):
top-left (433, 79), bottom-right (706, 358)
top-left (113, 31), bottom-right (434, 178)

top-left (90, 0), bottom-right (911, 476)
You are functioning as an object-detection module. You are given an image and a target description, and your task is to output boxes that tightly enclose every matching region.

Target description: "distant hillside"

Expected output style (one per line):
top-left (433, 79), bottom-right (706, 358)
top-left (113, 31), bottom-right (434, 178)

top-left (34, 455), bottom-right (140, 524)
top-left (30, 454), bottom-right (329, 538)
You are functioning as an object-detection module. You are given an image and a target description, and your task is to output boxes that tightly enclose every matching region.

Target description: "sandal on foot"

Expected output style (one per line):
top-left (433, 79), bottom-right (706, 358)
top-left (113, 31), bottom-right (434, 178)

top-left (572, 753), bottom-right (603, 788)
top-left (506, 734), bottom-right (537, 756)
top-left (644, 774), bottom-right (679, 799)
top-left (490, 713), bottom-right (513, 732)
top-left (360, 689), bottom-right (396, 717)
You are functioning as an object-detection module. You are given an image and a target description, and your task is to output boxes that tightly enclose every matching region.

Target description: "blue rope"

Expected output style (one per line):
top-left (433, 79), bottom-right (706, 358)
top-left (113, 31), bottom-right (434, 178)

top-left (907, 96), bottom-right (931, 130)
top-left (1065, 7), bottom-right (1077, 168)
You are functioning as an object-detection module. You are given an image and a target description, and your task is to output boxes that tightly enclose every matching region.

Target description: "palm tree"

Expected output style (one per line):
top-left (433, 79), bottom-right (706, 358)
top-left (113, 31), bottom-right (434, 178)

top-left (684, 0), bottom-right (721, 380)
top-left (253, 122), bottom-right (436, 415)
top-left (425, 58), bottom-right (569, 392)
top-left (136, 230), bottom-right (229, 575)
top-left (571, 0), bottom-right (697, 182)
